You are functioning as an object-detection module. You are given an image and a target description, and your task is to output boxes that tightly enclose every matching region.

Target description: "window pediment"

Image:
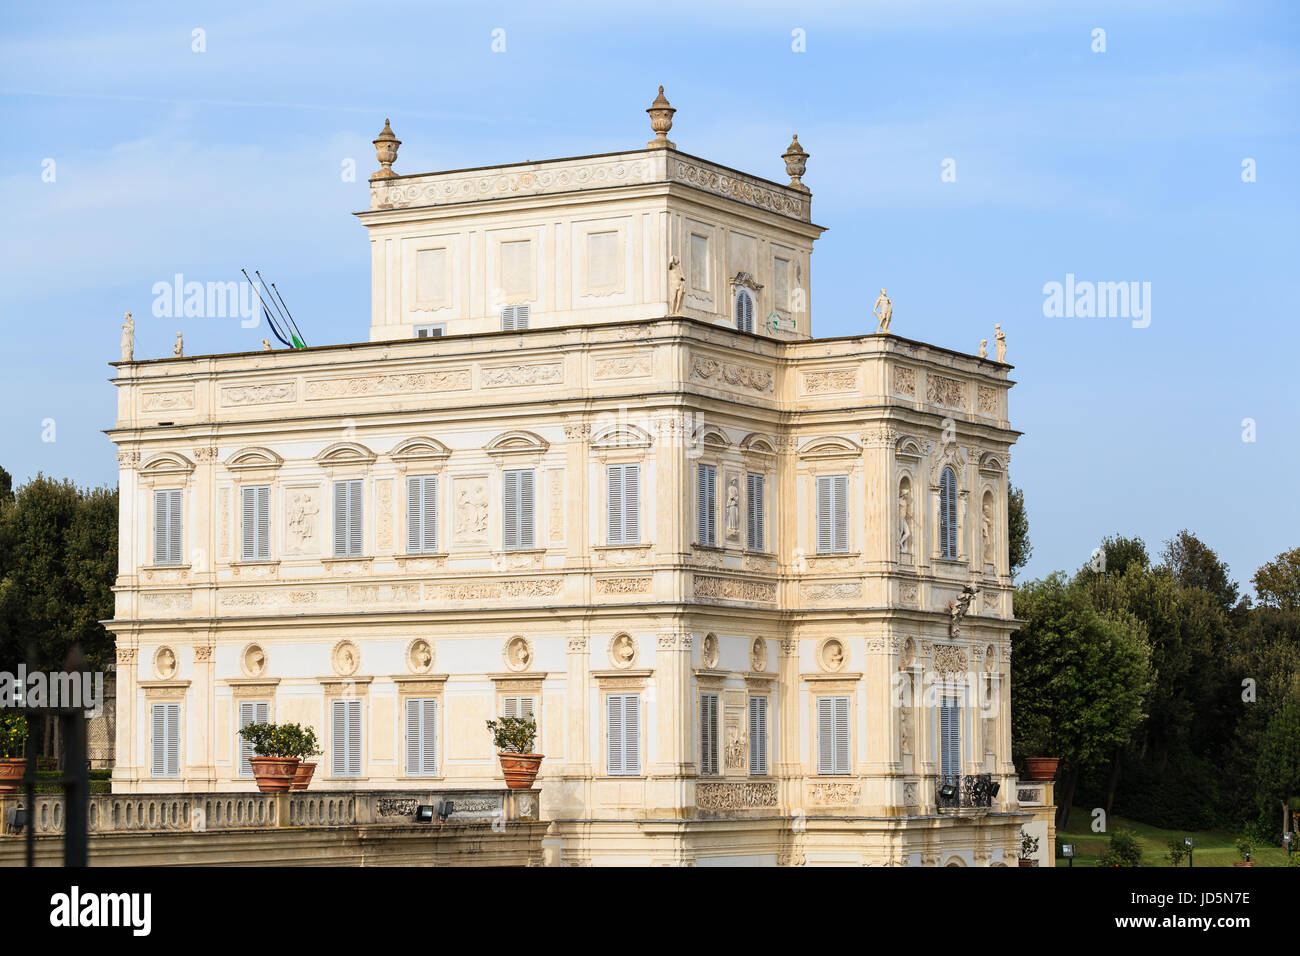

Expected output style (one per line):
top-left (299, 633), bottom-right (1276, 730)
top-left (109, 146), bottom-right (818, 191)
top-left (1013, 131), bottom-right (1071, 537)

top-left (140, 452), bottom-right (195, 477)
top-left (486, 430), bottom-right (549, 457)
top-left (691, 425), bottom-right (731, 450)
top-left (315, 442), bottom-right (377, 466)
top-left (591, 424), bottom-right (652, 451)
top-left (739, 432), bottom-right (778, 456)
top-left (391, 437), bottom-right (452, 463)
top-left (798, 436), bottom-right (860, 460)
top-left (224, 447), bottom-right (284, 472)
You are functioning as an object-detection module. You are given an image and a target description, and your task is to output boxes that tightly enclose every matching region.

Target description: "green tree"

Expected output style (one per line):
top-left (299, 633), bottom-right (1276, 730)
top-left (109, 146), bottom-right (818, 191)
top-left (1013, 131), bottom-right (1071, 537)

top-left (1012, 574), bottom-right (1152, 828)
top-left (0, 473), bottom-right (118, 674)
top-left (1255, 696), bottom-right (1300, 831)
top-left (1007, 483), bottom-right (1031, 579)
top-left (1160, 529), bottom-right (1240, 613)
top-left (1253, 547), bottom-right (1300, 612)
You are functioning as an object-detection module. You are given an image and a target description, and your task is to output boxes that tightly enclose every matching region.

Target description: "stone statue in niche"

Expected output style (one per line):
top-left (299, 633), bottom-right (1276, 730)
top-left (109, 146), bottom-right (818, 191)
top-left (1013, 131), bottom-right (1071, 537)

top-left (702, 633), bottom-right (719, 668)
top-left (873, 288), bottom-right (892, 333)
top-left (611, 633), bottom-right (636, 668)
top-left (725, 480), bottom-right (740, 540)
top-left (120, 312), bottom-right (134, 362)
top-left (410, 640), bottom-right (433, 673)
top-left (455, 480), bottom-right (489, 538)
top-left (898, 483), bottom-right (913, 556)
top-left (820, 639), bottom-right (845, 672)
top-left (900, 706), bottom-right (914, 754)
top-left (994, 324), bottom-right (1006, 362)
top-left (948, 583), bottom-right (981, 639)
top-left (506, 636), bottom-right (531, 671)
top-left (243, 644), bottom-right (266, 677)
top-left (668, 255), bottom-right (686, 314)
top-left (155, 647), bottom-right (176, 679)
top-left (981, 497), bottom-right (994, 564)
top-left (725, 726), bottom-right (747, 769)
top-left (285, 490), bottom-right (319, 553)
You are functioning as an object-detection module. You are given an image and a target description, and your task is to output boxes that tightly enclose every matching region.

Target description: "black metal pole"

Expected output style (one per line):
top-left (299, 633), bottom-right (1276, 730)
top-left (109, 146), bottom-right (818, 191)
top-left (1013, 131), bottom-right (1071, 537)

top-left (24, 640), bottom-right (37, 867)
top-left (61, 645), bottom-right (88, 867)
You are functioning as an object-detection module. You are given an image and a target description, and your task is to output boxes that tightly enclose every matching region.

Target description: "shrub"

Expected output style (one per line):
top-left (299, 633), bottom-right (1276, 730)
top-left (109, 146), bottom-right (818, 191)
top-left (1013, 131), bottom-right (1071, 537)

top-left (485, 716), bottom-right (538, 754)
top-left (1235, 838), bottom-right (1253, 862)
top-left (1099, 828), bottom-right (1144, 867)
top-left (1018, 827), bottom-right (1040, 861)
top-left (0, 713), bottom-right (27, 759)
top-left (238, 722), bottom-right (319, 759)
top-left (1166, 838), bottom-right (1189, 867)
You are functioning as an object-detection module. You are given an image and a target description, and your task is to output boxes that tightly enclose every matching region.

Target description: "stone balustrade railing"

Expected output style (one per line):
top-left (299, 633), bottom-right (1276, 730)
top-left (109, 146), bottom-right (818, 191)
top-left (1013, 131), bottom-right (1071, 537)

top-left (1, 788), bottom-right (539, 838)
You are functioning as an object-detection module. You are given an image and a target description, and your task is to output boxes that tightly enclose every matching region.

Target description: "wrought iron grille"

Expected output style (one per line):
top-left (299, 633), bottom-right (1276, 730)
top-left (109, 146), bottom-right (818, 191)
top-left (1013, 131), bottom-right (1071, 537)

top-left (935, 773), bottom-right (999, 810)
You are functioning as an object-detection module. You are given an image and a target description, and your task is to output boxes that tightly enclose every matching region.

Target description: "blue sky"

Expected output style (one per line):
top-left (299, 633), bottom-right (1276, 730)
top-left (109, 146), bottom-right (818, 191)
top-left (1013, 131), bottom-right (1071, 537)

top-left (1, 0), bottom-right (1296, 592)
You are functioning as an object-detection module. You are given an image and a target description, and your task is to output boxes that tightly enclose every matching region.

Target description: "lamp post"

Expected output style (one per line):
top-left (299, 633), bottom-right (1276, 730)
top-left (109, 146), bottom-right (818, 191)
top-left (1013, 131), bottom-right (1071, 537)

top-left (1061, 844), bottom-right (1075, 868)
top-left (1284, 832), bottom-right (1292, 860)
top-left (1185, 837), bottom-right (1194, 868)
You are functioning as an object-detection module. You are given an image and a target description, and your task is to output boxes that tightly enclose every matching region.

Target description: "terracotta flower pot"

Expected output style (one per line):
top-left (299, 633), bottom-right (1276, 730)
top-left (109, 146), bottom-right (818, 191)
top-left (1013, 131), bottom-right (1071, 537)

top-left (1018, 859), bottom-right (1038, 867)
top-left (249, 757), bottom-right (299, 793)
top-left (291, 761), bottom-right (317, 791)
top-left (0, 758), bottom-right (25, 793)
top-left (1233, 861), bottom-right (1254, 867)
top-left (1024, 757), bottom-right (1060, 781)
top-left (497, 752), bottom-right (543, 790)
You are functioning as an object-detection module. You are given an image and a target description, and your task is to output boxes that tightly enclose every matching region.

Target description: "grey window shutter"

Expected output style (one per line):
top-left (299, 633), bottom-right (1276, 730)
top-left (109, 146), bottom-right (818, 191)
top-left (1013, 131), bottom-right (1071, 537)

top-left (347, 698), bottom-right (361, 776)
top-left (347, 480), bottom-right (363, 557)
top-left (164, 702), bottom-right (180, 777)
top-left (700, 693), bottom-right (718, 775)
top-left (407, 476), bottom-right (422, 553)
top-left (607, 695), bottom-right (624, 775)
top-left (749, 696), bottom-right (768, 775)
top-left (333, 481), bottom-right (348, 557)
top-left (256, 486), bottom-right (270, 559)
top-left (166, 490), bottom-right (182, 565)
top-left (832, 475), bottom-right (848, 553)
top-left (423, 476), bottom-right (438, 552)
top-left (501, 306), bottom-right (515, 331)
top-left (405, 698), bottom-right (420, 775)
top-left (746, 473), bottom-right (764, 551)
top-left (516, 303), bottom-right (529, 329)
top-left (940, 467), bottom-right (958, 558)
top-left (239, 700), bottom-right (269, 776)
top-left (941, 695), bottom-right (961, 778)
top-left (623, 464), bottom-right (639, 543)
top-left (151, 703), bottom-right (166, 777)
top-left (816, 477), bottom-right (832, 554)
top-left (607, 464), bottom-right (624, 545)
top-left (422, 698), bottom-right (437, 774)
top-left (817, 697), bottom-right (834, 774)
top-left (834, 696), bottom-right (850, 774)
top-left (241, 486), bottom-right (256, 561)
top-left (153, 490), bottom-right (167, 565)
top-left (624, 694), bottom-right (640, 775)
top-left (332, 699), bottom-right (346, 776)
top-left (504, 695), bottom-right (536, 719)
top-left (519, 470), bottom-right (535, 549)
top-left (697, 464), bottom-right (716, 546)
top-left (735, 290), bottom-right (754, 332)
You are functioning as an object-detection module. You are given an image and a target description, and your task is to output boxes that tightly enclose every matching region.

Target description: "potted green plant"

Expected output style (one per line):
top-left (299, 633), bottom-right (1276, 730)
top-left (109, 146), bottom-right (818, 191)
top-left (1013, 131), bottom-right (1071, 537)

top-left (238, 722), bottom-right (300, 792)
top-left (485, 715), bottom-right (543, 789)
top-left (1234, 838), bottom-right (1254, 867)
top-left (0, 713), bottom-right (27, 792)
top-left (1017, 828), bottom-right (1040, 867)
top-left (290, 726), bottom-right (322, 791)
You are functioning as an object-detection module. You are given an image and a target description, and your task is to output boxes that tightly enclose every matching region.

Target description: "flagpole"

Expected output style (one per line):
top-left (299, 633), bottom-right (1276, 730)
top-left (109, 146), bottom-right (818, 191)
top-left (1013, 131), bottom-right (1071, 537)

top-left (269, 281), bottom-right (308, 347)
top-left (254, 271), bottom-right (298, 346)
top-left (241, 269), bottom-right (292, 347)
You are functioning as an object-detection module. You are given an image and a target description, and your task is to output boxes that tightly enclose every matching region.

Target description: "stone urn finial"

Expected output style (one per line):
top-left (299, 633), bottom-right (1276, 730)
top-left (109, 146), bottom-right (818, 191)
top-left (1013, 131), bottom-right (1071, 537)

top-left (646, 86), bottom-right (676, 149)
top-left (783, 134), bottom-right (810, 191)
top-left (371, 118), bottom-right (401, 181)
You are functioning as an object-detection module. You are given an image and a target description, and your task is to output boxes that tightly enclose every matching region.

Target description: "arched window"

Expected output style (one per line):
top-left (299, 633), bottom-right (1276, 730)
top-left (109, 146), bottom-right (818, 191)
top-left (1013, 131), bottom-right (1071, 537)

top-left (734, 289), bottom-right (754, 332)
top-left (939, 467), bottom-right (958, 558)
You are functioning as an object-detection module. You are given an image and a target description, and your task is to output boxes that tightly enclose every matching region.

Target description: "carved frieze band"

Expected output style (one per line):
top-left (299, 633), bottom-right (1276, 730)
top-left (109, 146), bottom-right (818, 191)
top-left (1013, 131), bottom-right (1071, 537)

top-left (696, 781), bottom-right (779, 810)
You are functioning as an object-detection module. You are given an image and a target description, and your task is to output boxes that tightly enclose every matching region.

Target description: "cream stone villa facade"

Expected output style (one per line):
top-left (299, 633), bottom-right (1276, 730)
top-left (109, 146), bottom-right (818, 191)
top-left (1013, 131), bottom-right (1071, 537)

top-left (105, 90), bottom-right (1037, 865)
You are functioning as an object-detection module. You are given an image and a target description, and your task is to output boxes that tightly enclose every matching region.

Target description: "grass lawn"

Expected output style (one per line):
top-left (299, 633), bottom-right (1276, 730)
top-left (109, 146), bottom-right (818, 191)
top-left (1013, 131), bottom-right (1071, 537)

top-left (1054, 809), bottom-right (1294, 867)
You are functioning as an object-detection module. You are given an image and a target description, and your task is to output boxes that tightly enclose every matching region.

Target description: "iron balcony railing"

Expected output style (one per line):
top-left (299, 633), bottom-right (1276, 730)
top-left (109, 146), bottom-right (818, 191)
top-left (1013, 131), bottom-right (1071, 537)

top-left (935, 773), bottom-right (1000, 810)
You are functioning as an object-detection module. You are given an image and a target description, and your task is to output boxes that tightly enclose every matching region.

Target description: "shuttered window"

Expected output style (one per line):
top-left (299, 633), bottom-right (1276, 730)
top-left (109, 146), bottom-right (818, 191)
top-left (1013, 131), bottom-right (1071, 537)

top-left (749, 696), bottom-right (769, 776)
top-left (746, 472), bottom-right (765, 551)
top-left (606, 463), bottom-right (640, 545)
top-left (151, 702), bottom-right (180, 778)
top-left (940, 694), bottom-right (962, 778)
top-left (502, 695), bottom-right (536, 720)
top-left (238, 700), bottom-right (270, 777)
top-left (406, 475), bottom-right (439, 554)
top-left (405, 698), bottom-right (438, 777)
top-left (503, 469), bottom-right (536, 551)
top-left (816, 696), bottom-right (850, 775)
top-left (501, 304), bottom-right (530, 331)
top-left (939, 467), bottom-right (958, 559)
top-left (699, 693), bottom-right (719, 776)
top-left (697, 464), bottom-right (717, 546)
top-left (735, 289), bottom-right (754, 332)
top-left (816, 475), bottom-right (849, 554)
top-left (153, 489), bottom-right (183, 565)
top-left (332, 479), bottom-right (364, 557)
top-left (607, 694), bottom-right (641, 776)
top-left (331, 698), bottom-right (362, 777)
top-left (240, 485), bottom-right (271, 561)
